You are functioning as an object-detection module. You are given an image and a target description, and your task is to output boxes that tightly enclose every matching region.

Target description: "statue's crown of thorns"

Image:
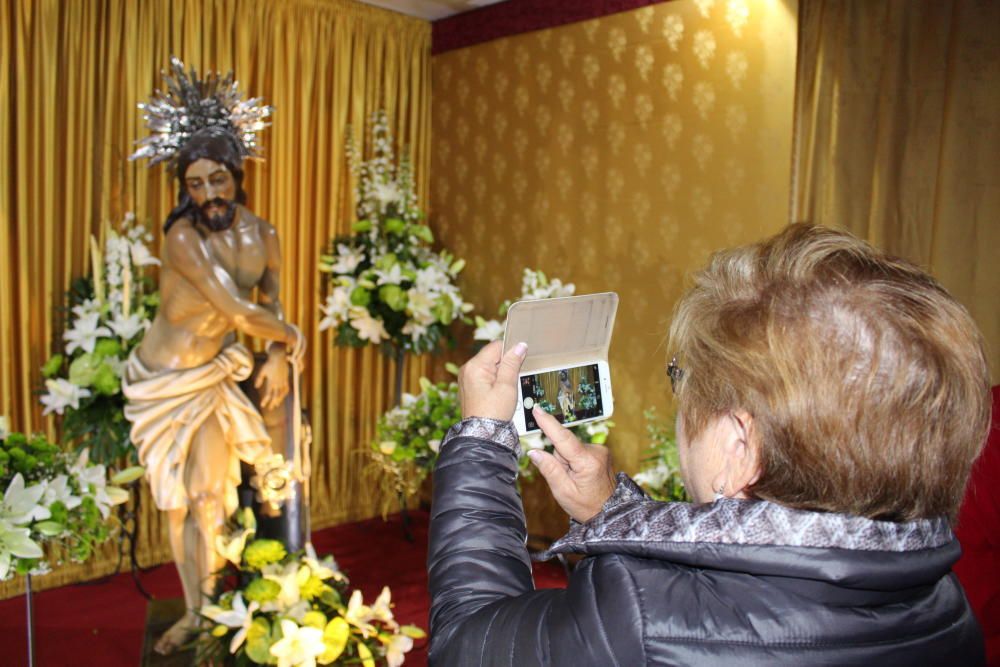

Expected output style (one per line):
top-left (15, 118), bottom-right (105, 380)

top-left (129, 56), bottom-right (273, 167)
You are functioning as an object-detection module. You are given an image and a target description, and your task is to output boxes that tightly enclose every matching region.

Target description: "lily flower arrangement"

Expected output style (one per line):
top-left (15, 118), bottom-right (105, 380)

top-left (632, 409), bottom-right (688, 502)
top-left (40, 212), bottom-right (159, 464)
top-left (319, 111), bottom-right (471, 356)
top-left (0, 420), bottom-right (133, 580)
top-left (199, 509), bottom-right (424, 666)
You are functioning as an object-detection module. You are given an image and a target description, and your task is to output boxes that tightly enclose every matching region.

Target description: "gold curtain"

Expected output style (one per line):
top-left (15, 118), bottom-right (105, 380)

top-left (0, 0), bottom-right (430, 597)
top-left (791, 0), bottom-right (1000, 379)
top-left (429, 1), bottom-right (798, 537)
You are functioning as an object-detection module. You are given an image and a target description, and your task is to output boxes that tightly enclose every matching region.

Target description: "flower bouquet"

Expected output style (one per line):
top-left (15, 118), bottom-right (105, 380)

top-left (0, 419), bottom-right (132, 580)
top-left (474, 268), bottom-right (615, 463)
top-left (319, 111), bottom-right (470, 358)
top-left (199, 510), bottom-right (424, 666)
top-left (40, 213), bottom-right (159, 464)
top-left (632, 408), bottom-right (688, 502)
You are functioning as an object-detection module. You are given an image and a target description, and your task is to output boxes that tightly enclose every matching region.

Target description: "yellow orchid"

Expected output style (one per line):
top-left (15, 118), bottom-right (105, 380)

top-left (356, 641), bottom-right (376, 667)
top-left (317, 617), bottom-right (350, 665)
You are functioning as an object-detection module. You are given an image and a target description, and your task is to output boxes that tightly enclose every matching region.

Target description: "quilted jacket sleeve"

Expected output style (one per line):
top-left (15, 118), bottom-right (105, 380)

top-left (426, 419), bottom-right (645, 666)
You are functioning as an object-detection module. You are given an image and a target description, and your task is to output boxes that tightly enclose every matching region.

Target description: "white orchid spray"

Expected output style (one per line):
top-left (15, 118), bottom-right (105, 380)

top-left (319, 111), bottom-right (472, 356)
top-left (40, 212), bottom-right (159, 464)
top-left (0, 423), bottom-right (132, 580)
top-left (198, 516), bottom-right (424, 666)
top-left (633, 408), bottom-right (688, 502)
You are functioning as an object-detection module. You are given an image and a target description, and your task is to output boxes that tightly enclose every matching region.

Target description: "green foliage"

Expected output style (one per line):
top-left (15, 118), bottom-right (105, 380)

top-left (633, 408), bottom-right (688, 502)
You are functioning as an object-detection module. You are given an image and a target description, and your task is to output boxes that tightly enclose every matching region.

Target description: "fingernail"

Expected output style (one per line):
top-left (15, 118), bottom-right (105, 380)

top-left (513, 342), bottom-right (528, 357)
top-left (527, 450), bottom-right (542, 464)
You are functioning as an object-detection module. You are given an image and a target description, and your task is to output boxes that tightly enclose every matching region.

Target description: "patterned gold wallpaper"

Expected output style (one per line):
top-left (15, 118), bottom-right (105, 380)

top-left (431, 0), bottom-right (797, 533)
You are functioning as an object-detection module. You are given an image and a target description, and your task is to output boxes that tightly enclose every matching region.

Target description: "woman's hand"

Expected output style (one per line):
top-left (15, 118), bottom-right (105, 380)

top-left (528, 407), bottom-right (617, 523)
top-left (458, 340), bottom-right (528, 420)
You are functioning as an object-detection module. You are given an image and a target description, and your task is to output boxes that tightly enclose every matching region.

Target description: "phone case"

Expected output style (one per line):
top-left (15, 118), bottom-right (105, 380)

top-left (502, 292), bottom-right (619, 373)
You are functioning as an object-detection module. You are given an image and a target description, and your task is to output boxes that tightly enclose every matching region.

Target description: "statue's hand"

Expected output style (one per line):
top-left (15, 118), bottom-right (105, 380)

top-left (254, 350), bottom-right (290, 410)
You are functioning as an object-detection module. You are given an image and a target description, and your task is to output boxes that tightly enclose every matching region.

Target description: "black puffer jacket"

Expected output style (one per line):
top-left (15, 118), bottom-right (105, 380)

top-left (427, 418), bottom-right (984, 666)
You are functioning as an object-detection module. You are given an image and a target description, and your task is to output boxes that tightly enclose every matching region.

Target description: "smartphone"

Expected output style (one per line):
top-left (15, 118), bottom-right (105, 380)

top-left (513, 361), bottom-right (614, 435)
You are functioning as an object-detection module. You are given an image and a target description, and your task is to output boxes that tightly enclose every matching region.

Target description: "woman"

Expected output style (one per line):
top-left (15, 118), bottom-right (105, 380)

top-left (427, 224), bottom-right (990, 666)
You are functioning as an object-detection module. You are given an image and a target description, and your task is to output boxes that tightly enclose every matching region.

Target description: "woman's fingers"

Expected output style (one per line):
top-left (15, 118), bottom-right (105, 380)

top-left (533, 407), bottom-right (586, 460)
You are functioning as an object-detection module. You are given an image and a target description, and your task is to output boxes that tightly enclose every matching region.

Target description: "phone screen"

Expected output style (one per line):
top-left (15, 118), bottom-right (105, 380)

top-left (519, 363), bottom-right (605, 431)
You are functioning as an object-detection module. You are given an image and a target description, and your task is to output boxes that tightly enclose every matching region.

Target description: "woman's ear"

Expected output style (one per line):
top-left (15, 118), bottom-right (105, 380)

top-left (712, 410), bottom-right (761, 499)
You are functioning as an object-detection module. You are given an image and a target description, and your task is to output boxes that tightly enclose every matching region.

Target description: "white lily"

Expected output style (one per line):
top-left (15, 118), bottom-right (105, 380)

top-left (348, 307), bottom-right (388, 344)
top-left (374, 263), bottom-right (405, 286)
top-left (385, 633), bottom-right (415, 667)
top-left (262, 561), bottom-right (307, 611)
top-left (1, 474), bottom-right (50, 525)
top-left (269, 619), bottom-right (325, 667)
top-left (405, 289), bottom-right (435, 325)
top-left (329, 243), bottom-right (364, 274)
top-left (41, 475), bottom-right (82, 511)
top-left (303, 542), bottom-right (344, 581)
top-left (129, 240), bottom-right (160, 267)
top-left (371, 586), bottom-right (398, 629)
top-left (318, 288), bottom-right (351, 332)
top-left (519, 433), bottom-right (546, 452)
top-left (473, 319), bottom-right (504, 342)
top-left (344, 589), bottom-right (378, 637)
top-left (401, 320), bottom-right (428, 343)
top-left (372, 180), bottom-right (402, 207)
top-left (201, 591), bottom-right (259, 654)
top-left (414, 265), bottom-right (448, 294)
top-left (40, 379), bottom-right (92, 416)
top-left (0, 519), bottom-right (44, 580)
top-left (108, 311), bottom-right (148, 341)
top-left (63, 312), bottom-right (112, 355)
top-left (215, 528), bottom-right (252, 567)
top-left (70, 298), bottom-right (102, 320)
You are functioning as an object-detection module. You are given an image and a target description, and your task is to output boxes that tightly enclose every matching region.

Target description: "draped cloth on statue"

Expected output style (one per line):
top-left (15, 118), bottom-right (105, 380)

top-left (123, 343), bottom-right (270, 516)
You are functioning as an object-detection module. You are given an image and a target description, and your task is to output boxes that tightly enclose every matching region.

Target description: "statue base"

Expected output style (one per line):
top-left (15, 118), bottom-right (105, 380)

top-left (141, 598), bottom-right (195, 666)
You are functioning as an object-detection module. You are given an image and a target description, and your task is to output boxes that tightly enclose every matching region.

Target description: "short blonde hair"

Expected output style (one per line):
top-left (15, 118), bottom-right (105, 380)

top-left (668, 224), bottom-right (991, 521)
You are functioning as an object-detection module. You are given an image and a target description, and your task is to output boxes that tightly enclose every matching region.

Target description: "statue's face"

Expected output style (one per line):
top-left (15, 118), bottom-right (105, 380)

top-left (184, 158), bottom-right (237, 231)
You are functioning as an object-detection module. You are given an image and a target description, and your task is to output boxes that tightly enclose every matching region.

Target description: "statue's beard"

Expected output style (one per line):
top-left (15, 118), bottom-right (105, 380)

top-left (196, 197), bottom-right (237, 231)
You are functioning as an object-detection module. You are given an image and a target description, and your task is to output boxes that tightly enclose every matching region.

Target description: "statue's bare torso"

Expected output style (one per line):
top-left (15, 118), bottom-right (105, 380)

top-left (138, 204), bottom-right (284, 371)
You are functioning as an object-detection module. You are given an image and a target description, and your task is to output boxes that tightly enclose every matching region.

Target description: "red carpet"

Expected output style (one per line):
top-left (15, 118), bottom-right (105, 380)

top-left (0, 510), bottom-right (568, 666)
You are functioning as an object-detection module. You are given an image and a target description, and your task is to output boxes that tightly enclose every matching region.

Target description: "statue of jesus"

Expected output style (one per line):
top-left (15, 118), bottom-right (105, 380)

top-left (123, 126), bottom-right (305, 654)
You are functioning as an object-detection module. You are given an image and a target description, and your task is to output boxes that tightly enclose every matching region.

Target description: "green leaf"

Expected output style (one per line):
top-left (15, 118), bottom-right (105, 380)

top-left (349, 287), bottom-right (372, 307)
top-left (110, 466), bottom-right (145, 485)
top-left (41, 355), bottom-right (64, 378)
top-left (93, 338), bottom-right (122, 360)
top-left (444, 362), bottom-right (461, 376)
top-left (245, 617), bottom-right (277, 664)
top-left (384, 217), bottom-right (406, 235)
top-left (352, 219), bottom-right (373, 233)
top-left (449, 258), bottom-right (466, 274)
top-left (410, 224), bottom-right (434, 243)
top-left (378, 285), bottom-right (408, 312)
top-left (68, 354), bottom-right (101, 387)
top-left (92, 364), bottom-right (120, 395)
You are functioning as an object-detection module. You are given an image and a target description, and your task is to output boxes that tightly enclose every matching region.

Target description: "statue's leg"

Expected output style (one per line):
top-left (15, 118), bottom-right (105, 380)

top-left (153, 413), bottom-right (229, 655)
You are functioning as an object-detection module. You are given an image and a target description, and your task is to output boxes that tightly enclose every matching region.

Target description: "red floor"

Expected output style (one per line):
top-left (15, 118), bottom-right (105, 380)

top-left (0, 510), bottom-right (568, 666)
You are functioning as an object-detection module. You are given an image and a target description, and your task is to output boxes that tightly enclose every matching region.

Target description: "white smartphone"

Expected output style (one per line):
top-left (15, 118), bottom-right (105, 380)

top-left (513, 361), bottom-right (614, 435)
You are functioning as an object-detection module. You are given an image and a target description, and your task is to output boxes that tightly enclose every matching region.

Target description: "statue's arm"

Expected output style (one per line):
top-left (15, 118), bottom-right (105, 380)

top-left (165, 221), bottom-right (296, 346)
top-left (258, 222), bottom-right (286, 325)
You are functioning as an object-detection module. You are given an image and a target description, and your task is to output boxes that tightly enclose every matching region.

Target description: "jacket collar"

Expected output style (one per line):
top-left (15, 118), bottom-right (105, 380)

top-left (538, 474), bottom-right (959, 591)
